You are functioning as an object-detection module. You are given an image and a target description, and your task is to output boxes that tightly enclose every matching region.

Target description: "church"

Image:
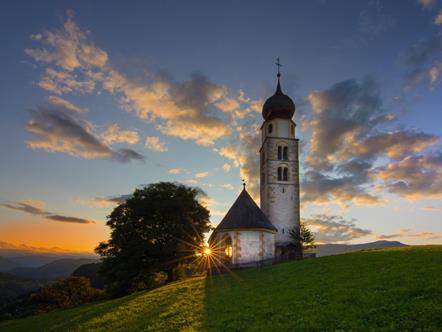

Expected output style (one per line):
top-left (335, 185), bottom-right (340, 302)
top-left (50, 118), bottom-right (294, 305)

top-left (209, 65), bottom-right (301, 267)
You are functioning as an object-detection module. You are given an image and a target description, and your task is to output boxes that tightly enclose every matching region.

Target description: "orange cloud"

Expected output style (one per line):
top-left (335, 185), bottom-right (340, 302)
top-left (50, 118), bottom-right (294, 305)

top-left (145, 136), bottom-right (168, 152)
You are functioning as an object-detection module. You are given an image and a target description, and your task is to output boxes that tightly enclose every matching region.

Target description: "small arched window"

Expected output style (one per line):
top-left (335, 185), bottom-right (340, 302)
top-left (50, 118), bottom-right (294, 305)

top-left (283, 147), bottom-right (288, 160)
top-left (291, 125), bottom-right (295, 136)
top-left (277, 167), bottom-right (282, 181)
top-left (283, 167), bottom-right (289, 181)
top-left (224, 236), bottom-right (233, 258)
top-left (268, 123), bottom-right (273, 134)
top-left (278, 146), bottom-right (282, 160)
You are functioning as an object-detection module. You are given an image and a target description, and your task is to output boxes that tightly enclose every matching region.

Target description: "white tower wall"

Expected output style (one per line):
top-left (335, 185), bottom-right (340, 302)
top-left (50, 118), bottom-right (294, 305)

top-left (260, 118), bottom-right (300, 245)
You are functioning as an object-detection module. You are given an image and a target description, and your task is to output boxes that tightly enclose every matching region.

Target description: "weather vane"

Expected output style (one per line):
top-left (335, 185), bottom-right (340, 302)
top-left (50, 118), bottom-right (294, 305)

top-left (242, 179), bottom-right (246, 189)
top-left (275, 57), bottom-right (282, 77)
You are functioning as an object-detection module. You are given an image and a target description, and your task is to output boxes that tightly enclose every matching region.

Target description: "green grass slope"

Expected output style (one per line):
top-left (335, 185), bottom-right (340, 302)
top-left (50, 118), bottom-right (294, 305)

top-left (1, 246), bottom-right (442, 332)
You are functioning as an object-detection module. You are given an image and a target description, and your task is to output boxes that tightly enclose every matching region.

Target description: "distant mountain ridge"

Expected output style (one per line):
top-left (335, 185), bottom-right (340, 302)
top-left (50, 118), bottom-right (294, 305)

top-left (0, 257), bottom-right (21, 272)
top-left (0, 246), bottom-right (98, 270)
top-left (7, 255), bottom-right (66, 268)
top-left (7, 258), bottom-right (99, 279)
top-left (314, 240), bottom-right (407, 257)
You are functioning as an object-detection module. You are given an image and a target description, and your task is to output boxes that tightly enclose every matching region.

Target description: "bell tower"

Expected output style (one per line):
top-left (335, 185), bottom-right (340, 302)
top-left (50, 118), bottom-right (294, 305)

top-left (259, 59), bottom-right (300, 249)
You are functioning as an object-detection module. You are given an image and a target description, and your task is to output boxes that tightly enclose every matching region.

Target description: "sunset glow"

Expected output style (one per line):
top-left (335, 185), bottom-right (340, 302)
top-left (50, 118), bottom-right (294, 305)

top-left (1, 1), bottom-right (441, 254)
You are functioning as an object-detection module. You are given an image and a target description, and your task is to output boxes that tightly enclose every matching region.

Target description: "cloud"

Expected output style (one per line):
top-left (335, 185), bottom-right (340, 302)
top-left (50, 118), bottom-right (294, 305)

top-left (378, 228), bottom-right (441, 240)
top-left (352, 131), bottom-right (439, 159)
top-left (195, 171), bottom-right (209, 178)
top-left (0, 201), bottom-right (47, 216)
top-left (301, 78), bottom-right (441, 206)
top-left (371, 153), bottom-right (442, 201)
top-left (222, 163), bottom-right (231, 172)
top-left (209, 209), bottom-right (227, 217)
top-left (101, 124), bottom-right (139, 145)
top-left (197, 192), bottom-right (215, 207)
top-left (145, 136), bottom-right (168, 152)
top-left (25, 104), bottom-right (143, 162)
top-left (106, 71), bottom-right (233, 146)
top-left (48, 95), bottom-right (87, 113)
top-left (25, 10), bottom-right (107, 71)
top-left (78, 194), bottom-right (132, 208)
top-left (45, 215), bottom-right (94, 224)
top-left (112, 148), bottom-right (144, 163)
top-left (213, 77), bottom-right (441, 207)
top-left (302, 170), bottom-right (384, 206)
top-left (307, 79), bottom-right (384, 164)
top-left (421, 205), bottom-right (439, 211)
top-left (25, 14), bottom-right (264, 148)
top-left (418, 0), bottom-right (437, 9)
top-left (402, 34), bottom-right (442, 89)
top-left (222, 183), bottom-right (234, 190)
top-left (37, 68), bottom-right (96, 94)
top-left (405, 63), bottom-right (442, 89)
top-left (303, 214), bottom-right (372, 243)
top-left (435, 10), bottom-right (442, 24)
top-left (196, 192), bottom-right (226, 218)
top-left (215, 97), bottom-right (240, 113)
top-left (26, 13), bottom-right (442, 208)
top-left (168, 168), bottom-right (184, 174)
top-left (217, 123), bottom-right (261, 200)
top-left (0, 200), bottom-right (95, 224)
top-left (0, 240), bottom-right (90, 254)
top-left (302, 79), bottom-right (388, 205)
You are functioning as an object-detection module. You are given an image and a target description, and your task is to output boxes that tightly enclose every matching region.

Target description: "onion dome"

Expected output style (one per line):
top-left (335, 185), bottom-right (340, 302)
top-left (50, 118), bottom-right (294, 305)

top-left (262, 74), bottom-right (295, 121)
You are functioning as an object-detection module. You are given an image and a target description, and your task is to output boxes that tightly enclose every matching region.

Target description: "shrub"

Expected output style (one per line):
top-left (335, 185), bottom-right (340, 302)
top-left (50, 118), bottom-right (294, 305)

top-left (30, 277), bottom-right (104, 312)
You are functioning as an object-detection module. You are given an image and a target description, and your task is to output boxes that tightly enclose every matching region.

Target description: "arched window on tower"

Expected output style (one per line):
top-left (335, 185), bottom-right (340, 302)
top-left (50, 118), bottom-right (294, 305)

top-left (291, 125), bottom-right (295, 136)
top-left (278, 146), bottom-right (288, 160)
top-left (268, 123), bottom-right (273, 134)
top-left (283, 167), bottom-right (289, 181)
top-left (277, 167), bottom-right (282, 181)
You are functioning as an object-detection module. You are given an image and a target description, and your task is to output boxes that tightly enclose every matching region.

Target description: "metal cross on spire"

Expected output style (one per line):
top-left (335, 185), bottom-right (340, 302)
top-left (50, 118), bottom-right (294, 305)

top-left (242, 179), bottom-right (246, 190)
top-left (275, 57), bottom-right (282, 78)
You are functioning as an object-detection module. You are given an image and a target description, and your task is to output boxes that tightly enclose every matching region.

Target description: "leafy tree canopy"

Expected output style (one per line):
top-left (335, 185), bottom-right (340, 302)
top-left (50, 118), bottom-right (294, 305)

top-left (95, 182), bottom-right (211, 296)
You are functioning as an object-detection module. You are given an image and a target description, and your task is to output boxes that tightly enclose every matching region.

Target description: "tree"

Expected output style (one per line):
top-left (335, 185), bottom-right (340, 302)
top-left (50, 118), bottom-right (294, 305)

top-left (95, 182), bottom-right (211, 296)
top-left (289, 222), bottom-right (316, 251)
top-left (30, 277), bottom-right (103, 312)
top-left (72, 263), bottom-right (104, 289)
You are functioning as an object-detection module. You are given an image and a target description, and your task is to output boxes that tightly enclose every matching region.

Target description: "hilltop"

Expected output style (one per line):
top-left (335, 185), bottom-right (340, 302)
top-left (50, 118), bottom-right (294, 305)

top-left (314, 240), bottom-right (407, 257)
top-left (1, 246), bottom-right (442, 331)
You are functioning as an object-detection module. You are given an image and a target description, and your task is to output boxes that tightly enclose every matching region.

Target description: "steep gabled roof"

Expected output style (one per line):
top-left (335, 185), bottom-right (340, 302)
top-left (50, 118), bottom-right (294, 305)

top-left (214, 188), bottom-right (277, 232)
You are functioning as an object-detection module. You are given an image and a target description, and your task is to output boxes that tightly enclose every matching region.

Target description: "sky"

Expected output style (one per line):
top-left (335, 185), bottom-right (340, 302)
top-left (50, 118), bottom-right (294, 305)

top-left (0, 0), bottom-right (442, 252)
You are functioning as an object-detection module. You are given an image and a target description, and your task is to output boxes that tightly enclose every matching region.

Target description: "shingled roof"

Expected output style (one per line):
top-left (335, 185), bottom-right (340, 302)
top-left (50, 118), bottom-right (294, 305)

top-left (214, 188), bottom-right (277, 232)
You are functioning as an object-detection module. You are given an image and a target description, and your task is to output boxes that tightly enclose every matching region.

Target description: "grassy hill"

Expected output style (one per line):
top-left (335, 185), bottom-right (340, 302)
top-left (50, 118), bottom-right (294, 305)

top-left (1, 246), bottom-right (442, 331)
